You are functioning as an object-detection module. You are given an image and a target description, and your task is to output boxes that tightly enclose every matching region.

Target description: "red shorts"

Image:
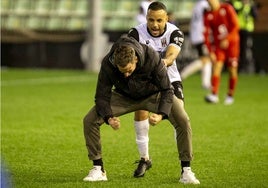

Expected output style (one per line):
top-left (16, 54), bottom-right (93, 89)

top-left (215, 39), bottom-right (240, 67)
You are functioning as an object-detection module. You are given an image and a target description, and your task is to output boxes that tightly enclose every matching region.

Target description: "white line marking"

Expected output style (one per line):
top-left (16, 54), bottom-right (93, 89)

top-left (1, 75), bottom-right (94, 86)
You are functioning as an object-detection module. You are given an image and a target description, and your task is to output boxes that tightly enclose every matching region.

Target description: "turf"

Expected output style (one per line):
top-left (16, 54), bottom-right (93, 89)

top-left (1, 68), bottom-right (268, 188)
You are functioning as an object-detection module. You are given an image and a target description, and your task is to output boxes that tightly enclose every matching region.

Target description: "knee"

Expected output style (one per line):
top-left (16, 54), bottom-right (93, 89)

top-left (83, 112), bottom-right (96, 130)
top-left (83, 114), bottom-right (90, 133)
top-left (83, 114), bottom-right (89, 126)
top-left (134, 110), bottom-right (149, 121)
top-left (83, 110), bottom-right (104, 130)
top-left (175, 114), bottom-right (191, 131)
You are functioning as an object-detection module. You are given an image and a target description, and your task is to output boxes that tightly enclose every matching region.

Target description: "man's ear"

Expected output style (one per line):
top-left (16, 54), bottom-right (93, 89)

top-left (165, 14), bottom-right (169, 22)
top-left (134, 56), bottom-right (138, 63)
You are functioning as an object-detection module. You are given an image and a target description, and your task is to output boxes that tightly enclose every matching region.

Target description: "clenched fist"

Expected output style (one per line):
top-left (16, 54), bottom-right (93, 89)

top-left (149, 113), bottom-right (163, 126)
top-left (108, 117), bottom-right (121, 130)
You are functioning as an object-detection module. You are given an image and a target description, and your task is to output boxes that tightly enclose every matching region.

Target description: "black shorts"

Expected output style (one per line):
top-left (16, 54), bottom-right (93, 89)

top-left (172, 81), bottom-right (184, 101)
top-left (194, 42), bottom-right (209, 57)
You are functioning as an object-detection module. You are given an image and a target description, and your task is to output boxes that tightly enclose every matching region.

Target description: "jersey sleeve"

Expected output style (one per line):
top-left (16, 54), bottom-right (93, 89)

top-left (128, 28), bottom-right (139, 41)
top-left (203, 11), bottom-right (212, 52)
top-left (225, 5), bottom-right (240, 42)
top-left (169, 29), bottom-right (184, 50)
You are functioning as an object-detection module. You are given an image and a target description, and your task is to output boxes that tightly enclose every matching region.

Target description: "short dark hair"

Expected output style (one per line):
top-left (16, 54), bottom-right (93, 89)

top-left (148, 1), bottom-right (167, 12)
top-left (113, 45), bottom-right (136, 67)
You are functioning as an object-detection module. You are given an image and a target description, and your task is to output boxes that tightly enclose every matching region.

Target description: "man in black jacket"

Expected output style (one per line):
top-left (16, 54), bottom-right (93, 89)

top-left (82, 36), bottom-right (200, 184)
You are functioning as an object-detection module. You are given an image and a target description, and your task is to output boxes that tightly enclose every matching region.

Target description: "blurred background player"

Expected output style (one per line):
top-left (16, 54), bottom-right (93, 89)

top-left (136, 0), bottom-right (155, 24)
top-left (128, 2), bottom-right (200, 184)
top-left (227, 0), bottom-right (258, 73)
top-left (180, 0), bottom-right (212, 90)
top-left (204, 0), bottom-right (240, 105)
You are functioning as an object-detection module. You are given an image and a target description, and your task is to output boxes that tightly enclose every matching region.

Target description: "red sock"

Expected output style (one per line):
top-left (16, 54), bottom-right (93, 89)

top-left (228, 77), bottom-right (238, 96)
top-left (211, 75), bottom-right (220, 95)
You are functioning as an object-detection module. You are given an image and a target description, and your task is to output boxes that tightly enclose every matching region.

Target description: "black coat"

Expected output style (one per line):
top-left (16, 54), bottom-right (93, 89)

top-left (95, 36), bottom-right (174, 121)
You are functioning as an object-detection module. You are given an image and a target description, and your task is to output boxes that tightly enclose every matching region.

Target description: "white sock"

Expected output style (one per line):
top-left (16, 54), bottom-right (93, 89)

top-left (181, 60), bottom-right (202, 79)
top-left (201, 61), bottom-right (212, 89)
top-left (134, 119), bottom-right (149, 159)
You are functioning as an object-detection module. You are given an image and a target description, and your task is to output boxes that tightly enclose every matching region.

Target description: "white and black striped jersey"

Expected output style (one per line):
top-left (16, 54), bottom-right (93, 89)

top-left (189, 0), bottom-right (209, 45)
top-left (128, 22), bottom-right (184, 83)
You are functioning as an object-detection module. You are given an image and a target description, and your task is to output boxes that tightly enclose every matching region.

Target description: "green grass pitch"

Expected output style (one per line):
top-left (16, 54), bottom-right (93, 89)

top-left (1, 68), bottom-right (268, 188)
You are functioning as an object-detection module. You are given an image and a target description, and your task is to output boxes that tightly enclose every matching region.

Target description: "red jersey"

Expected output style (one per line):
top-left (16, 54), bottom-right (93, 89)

top-left (204, 3), bottom-right (240, 61)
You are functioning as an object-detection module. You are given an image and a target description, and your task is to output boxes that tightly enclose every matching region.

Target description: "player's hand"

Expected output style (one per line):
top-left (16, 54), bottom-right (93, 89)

top-left (149, 113), bottom-right (163, 126)
top-left (210, 52), bottom-right (216, 63)
top-left (161, 59), bottom-right (168, 67)
top-left (220, 39), bottom-right (229, 49)
top-left (108, 117), bottom-right (121, 130)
